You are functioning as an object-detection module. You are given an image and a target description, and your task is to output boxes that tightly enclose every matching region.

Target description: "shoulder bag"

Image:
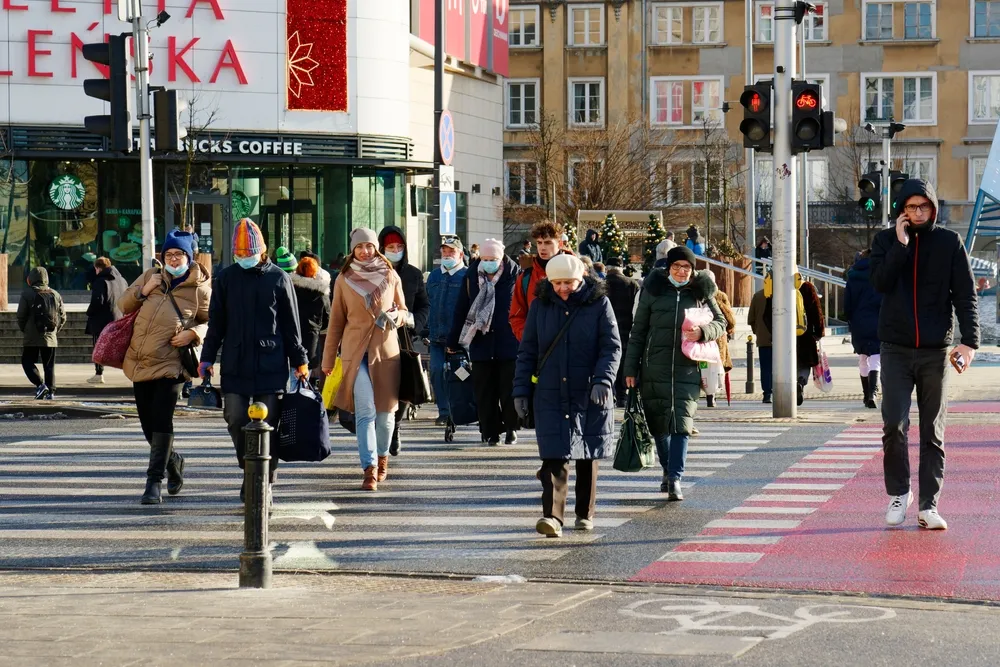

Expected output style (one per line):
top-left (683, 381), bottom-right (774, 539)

top-left (521, 306), bottom-right (582, 429)
top-left (92, 309), bottom-right (139, 370)
top-left (165, 288), bottom-right (201, 379)
top-left (398, 333), bottom-right (432, 406)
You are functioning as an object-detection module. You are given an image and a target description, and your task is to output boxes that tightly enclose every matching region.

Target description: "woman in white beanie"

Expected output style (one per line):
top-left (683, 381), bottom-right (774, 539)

top-left (512, 253), bottom-right (621, 538)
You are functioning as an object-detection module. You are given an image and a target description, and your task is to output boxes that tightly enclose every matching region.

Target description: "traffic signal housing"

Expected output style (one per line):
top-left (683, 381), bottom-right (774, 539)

top-left (739, 82), bottom-right (772, 153)
top-left (791, 80), bottom-right (823, 153)
top-left (154, 89), bottom-right (188, 153)
top-left (82, 34), bottom-right (133, 152)
top-left (858, 171), bottom-right (881, 220)
top-left (889, 170), bottom-right (909, 211)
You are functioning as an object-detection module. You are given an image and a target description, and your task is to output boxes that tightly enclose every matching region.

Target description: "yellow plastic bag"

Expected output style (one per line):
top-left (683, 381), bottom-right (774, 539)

top-left (321, 358), bottom-right (343, 409)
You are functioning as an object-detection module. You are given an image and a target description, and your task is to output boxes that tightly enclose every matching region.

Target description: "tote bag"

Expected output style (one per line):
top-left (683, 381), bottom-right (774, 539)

top-left (398, 335), bottom-right (432, 406)
top-left (613, 388), bottom-right (656, 473)
top-left (92, 310), bottom-right (139, 369)
top-left (812, 340), bottom-right (833, 393)
top-left (321, 357), bottom-right (344, 410)
top-left (277, 379), bottom-right (332, 462)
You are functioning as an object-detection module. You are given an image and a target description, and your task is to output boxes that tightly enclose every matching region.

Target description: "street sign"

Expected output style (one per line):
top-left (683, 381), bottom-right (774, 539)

top-left (439, 110), bottom-right (455, 166)
top-left (438, 165), bottom-right (455, 192)
top-left (439, 191), bottom-right (457, 235)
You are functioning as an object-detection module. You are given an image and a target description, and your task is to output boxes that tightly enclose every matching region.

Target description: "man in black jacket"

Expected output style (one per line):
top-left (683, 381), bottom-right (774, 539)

top-left (870, 179), bottom-right (979, 531)
top-left (604, 258), bottom-right (639, 407)
top-left (378, 225), bottom-right (430, 456)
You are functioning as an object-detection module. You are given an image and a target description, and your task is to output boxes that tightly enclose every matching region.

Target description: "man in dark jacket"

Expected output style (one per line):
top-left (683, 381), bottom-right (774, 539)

top-left (870, 179), bottom-right (979, 531)
top-left (844, 250), bottom-right (883, 409)
top-left (17, 266), bottom-right (67, 400)
top-left (427, 236), bottom-right (467, 425)
top-left (604, 257), bottom-right (640, 407)
top-left (578, 229), bottom-right (603, 263)
top-left (378, 225), bottom-right (430, 455)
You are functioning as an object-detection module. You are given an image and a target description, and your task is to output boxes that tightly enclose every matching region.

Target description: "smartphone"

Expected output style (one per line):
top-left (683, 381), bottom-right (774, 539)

top-left (950, 352), bottom-right (966, 373)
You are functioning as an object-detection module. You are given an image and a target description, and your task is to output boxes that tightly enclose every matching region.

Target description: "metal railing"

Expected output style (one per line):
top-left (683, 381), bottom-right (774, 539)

top-left (756, 201), bottom-right (872, 227)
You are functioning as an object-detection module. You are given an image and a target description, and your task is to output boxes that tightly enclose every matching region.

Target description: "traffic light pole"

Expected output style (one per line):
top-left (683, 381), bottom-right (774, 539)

top-left (131, 13), bottom-right (155, 268)
top-left (744, 0), bottom-right (756, 265)
top-left (772, 0), bottom-right (798, 419)
top-left (798, 26), bottom-right (809, 268)
top-left (881, 129), bottom-right (892, 228)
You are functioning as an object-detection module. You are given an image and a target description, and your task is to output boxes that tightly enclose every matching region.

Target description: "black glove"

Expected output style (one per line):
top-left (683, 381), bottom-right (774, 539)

top-left (590, 384), bottom-right (612, 405)
top-left (514, 397), bottom-right (530, 419)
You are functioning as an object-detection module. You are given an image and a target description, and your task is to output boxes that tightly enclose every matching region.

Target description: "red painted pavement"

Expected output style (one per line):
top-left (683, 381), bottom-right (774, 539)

top-left (632, 418), bottom-right (1000, 601)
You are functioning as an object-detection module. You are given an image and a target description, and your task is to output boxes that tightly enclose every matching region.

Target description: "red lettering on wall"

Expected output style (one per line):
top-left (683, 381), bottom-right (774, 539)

top-left (210, 40), bottom-right (247, 84)
top-left (71, 33), bottom-right (110, 78)
top-left (51, 0), bottom-right (76, 12)
top-left (186, 0), bottom-right (224, 19)
top-left (28, 30), bottom-right (54, 78)
top-left (168, 36), bottom-right (201, 83)
top-left (104, 0), bottom-right (112, 14)
top-left (3, 0), bottom-right (28, 10)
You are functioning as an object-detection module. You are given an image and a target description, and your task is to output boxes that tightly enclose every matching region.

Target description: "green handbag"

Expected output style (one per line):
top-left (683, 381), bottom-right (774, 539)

top-left (613, 387), bottom-right (656, 473)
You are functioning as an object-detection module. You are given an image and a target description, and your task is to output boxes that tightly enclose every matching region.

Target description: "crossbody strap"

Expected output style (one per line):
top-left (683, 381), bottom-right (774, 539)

top-left (534, 306), bottom-right (582, 381)
top-left (164, 285), bottom-right (192, 329)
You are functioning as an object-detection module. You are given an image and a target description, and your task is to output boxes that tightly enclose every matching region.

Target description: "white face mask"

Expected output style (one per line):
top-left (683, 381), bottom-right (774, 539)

top-left (386, 250), bottom-right (404, 263)
top-left (165, 262), bottom-right (189, 277)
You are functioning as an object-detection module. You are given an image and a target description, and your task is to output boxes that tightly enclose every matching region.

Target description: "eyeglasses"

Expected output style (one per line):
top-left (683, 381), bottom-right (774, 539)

top-left (164, 251), bottom-right (187, 260)
top-left (904, 203), bottom-right (932, 214)
top-left (671, 264), bottom-right (693, 273)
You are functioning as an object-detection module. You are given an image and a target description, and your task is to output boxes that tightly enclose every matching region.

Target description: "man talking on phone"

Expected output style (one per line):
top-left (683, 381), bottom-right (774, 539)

top-left (870, 179), bottom-right (979, 530)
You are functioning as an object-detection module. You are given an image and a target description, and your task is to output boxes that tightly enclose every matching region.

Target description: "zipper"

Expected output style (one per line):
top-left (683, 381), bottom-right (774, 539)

top-left (670, 289), bottom-right (680, 431)
top-left (913, 234), bottom-right (921, 348)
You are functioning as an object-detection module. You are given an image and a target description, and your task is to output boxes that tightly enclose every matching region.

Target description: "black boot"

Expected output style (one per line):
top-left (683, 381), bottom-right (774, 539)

top-left (796, 381), bottom-right (804, 406)
top-left (667, 479), bottom-right (684, 501)
top-left (861, 375), bottom-right (872, 408)
top-left (706, 395), bottom-right (716, 408)
top-left (389, 425), bottom-right (401, 456)
top-left (166, 449), bottom-right (185, 496)
top-left (141, 432), bottom-right (171, 505)
top-left (867, 371), bottom-right (880, 409)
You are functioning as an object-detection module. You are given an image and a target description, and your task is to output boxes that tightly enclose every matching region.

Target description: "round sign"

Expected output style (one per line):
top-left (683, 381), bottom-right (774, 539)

top-left (48, 175), bottom-right (86, 211)
top-left (439, 110), bottom-right (455, 166)
top-left (231, 190), bottom-right (252, 221)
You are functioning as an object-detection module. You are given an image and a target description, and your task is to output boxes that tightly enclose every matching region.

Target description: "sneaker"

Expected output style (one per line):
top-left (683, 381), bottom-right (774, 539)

top-left (87, 374), bottom-right (105, 385)
top-left (34, 384), bottom-right (48, 400)
top-left (885, 491), bottom-right (913, 526)
top-left (535, 517), bottom-right (562, 538)
top-left (487, 436), bottom-right (500, 447)
top-left (505, 431), bottom-right (517, 445)
top-left (691, 427), bottom-right (700, 436)
top-left (574, 517), bottom-right (594, 531)
top-left (43, 390), bottom-right (55, 401)
top-left (918, 509), bottom-right (948, 530)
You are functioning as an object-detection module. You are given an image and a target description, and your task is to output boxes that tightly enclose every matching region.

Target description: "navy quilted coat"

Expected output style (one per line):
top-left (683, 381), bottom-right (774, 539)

top-left (513, 277), bottom-right (621, 460)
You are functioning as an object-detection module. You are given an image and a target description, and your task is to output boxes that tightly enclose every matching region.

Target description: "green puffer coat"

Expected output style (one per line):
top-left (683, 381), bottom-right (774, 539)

top-left (623, 270), bottom-right (727, 437)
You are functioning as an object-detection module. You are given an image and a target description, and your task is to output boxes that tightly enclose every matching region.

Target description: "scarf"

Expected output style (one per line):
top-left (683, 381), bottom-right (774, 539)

top-left (344, 255), bottom-right (391, 315)
top-left (458, 261), bottom-right (503, 346)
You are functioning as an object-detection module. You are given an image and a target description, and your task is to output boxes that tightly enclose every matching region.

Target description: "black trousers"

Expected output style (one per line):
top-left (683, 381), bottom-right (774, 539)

top-left (92, 335), bottom-right (104, 375)
top-left (133, 378), bottom-right (184, 444)
top-left (540, 459), bottom-right (598, 526)
top-left (223, 393), bottom-right (282, 477)
top-left (22, 346), bottom-right (55, 390)
top-left (471, 359), bottom-right (518, 440)
top-left (615, 337), bottom-right (630, 402)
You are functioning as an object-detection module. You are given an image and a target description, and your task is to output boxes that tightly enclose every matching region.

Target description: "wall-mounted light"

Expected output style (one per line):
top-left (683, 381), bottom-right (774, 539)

top-left (471, 184), bottom-right (481, 194)
top-left (491, 186), bottom-right (501, 196)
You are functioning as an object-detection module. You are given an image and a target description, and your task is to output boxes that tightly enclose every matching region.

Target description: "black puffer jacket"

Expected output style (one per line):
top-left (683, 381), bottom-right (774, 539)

top-left (291, 269), bottom-right (332, 369)
top-left (604, 267), bottom-right (639, 341)
top-left (870, 179), bottom-right (979, 350)
top-left (378, 225), bottom-right (429, 343)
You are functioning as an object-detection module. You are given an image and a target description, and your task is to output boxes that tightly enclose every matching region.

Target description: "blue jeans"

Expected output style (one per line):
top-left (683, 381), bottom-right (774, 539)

top-left (354, 357), bottom-right (393, 470)
top-left (429, 342), bottom-right (449, 419)
top-left (655, 433), bottom-right (689, 481)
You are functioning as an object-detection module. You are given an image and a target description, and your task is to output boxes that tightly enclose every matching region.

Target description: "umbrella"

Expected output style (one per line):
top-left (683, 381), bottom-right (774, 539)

top-left (724, 372), bottom-right (732, 406)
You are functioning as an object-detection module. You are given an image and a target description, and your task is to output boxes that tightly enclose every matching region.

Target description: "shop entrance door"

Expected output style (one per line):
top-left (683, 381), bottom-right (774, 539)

top-left (259, 199), bottom-right (318, 257)
top-left (166, 194), bottom-right (232, 270)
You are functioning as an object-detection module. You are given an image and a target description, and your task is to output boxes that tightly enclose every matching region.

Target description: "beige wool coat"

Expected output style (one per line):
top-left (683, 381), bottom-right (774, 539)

top-left (119, 265), bottom-right (211, 383)
top-left (323, 268), bottom-right (407, 414)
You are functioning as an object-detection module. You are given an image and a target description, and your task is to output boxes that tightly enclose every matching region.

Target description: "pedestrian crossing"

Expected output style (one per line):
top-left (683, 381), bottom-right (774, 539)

top-left (0, 419), bottom-right (788, 572)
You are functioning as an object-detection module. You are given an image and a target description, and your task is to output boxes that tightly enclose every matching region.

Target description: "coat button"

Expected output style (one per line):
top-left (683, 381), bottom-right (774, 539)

top-left (565, 414), bottom-right (569, 419)
top-left (562, 377), bottom-right (567, 382)
top-left (565, 311), bottom-right (569, 316)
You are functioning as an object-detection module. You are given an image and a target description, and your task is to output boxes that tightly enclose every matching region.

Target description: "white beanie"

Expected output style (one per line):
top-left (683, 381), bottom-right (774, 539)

top-left (656, 238), bottom-right (677, 260)
top-left (350, 228), bottom-right (379, 252)
top-left (545, 254), bottom-right (585, 281)
top-left (480, 238), bottom-right (505, 258)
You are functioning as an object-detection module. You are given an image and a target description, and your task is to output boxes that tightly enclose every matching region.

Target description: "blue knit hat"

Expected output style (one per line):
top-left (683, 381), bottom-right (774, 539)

top-left (162, 230), bottom-right (195, 261)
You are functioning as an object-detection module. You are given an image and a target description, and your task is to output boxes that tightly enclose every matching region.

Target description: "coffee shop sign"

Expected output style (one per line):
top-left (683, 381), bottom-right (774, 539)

top-left (179, 139), bottom-right (304, 156)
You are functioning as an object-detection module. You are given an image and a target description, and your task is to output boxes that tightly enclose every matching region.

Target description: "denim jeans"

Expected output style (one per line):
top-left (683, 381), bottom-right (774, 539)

top-left (758, 346), bottom-right (773, 396)
top-left (655, 433), bottom-right (689, 481)
top-left (429, 342), bottom-right (449, 419)
top-left (354, 357), bottom-right (393, 470)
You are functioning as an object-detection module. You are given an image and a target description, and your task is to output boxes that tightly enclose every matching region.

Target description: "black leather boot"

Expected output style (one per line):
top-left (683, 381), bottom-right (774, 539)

top-left (867, 371), bottom-right (880, 409)
top-left (860, 375), bottom-right (872, 408)
top-left (667, 479), bottom-right (684, 501)
top-left (141, 432), bottom-right (172, 505)
top-left (166, 449), bottom-right (184, 496)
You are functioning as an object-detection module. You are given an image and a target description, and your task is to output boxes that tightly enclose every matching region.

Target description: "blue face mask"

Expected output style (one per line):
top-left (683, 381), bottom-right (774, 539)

top-left (237, 255), bottom-right (261, 270)
top-left (668, 275), bottom-right (689, 288)
top-left (480, 260), bottom-right (500, 274)
top-left (165, 262), bottom-right (189, 277)
top-left (386, 250), bottom-right (404, 263)
top-left (441, 256), bottom-right (459, 270)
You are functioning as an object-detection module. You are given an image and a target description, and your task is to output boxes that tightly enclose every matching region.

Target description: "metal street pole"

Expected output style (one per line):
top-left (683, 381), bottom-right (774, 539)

top-left (131, 11), bottom-right (155, 268)
top-left (745, 0), bottom-right (756, 270)
top-left (432, 0), bottom-right (444, 238)
top-left (772, 0), bottom-right (798, 418)
top-left (881, 128), bottom-right (892, 228)
top-left (798, 24), bottom-right (809, 268)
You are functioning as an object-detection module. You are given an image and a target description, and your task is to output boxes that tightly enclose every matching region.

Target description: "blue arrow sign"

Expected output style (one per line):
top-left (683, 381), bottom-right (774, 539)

top-left (439, 191), bottom-right (457, 235)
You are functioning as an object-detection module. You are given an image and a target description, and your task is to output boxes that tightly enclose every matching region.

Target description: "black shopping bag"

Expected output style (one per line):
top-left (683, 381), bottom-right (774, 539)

top-left (187, 378), bottom-right (222, 409)
top-left (277, 379), bottom-right (332, 462)
top-left (612, 388), bottom-right (656, 473)
top-left (398, 335), bottom-right (431, 405)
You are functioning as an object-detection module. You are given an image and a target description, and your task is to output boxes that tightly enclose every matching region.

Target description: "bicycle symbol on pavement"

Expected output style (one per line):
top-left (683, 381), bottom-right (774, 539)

top-left (621, 597), bottom-right (896, 641)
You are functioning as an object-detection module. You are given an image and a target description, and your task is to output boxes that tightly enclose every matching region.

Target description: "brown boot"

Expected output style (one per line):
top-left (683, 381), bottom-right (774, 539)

top-left (362, 466), bottom-right (378, 491)
top-left (377, 456), bottom-right (389, 482)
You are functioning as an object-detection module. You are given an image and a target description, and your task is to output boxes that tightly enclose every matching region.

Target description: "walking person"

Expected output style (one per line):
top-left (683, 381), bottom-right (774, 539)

top-left (323, 228), bottom-right (408, 491)
top-left (17, 266), bottom-right (66, 400)
top-left (118, 231), bottom-right (209, 504)
top-left (748, 281), bottom-right (773, 403)
top-left (378, 225), bottom-right (429, 456)
top-left (604, 257), bottom-right (640, 407)
top-left (796, 274), bottom-right (825, 406)
top-left (512, 254), bottom-right (621, 537)
top-left (870, 179), bottom-right (979, 530)
top-left (685, 226), bottom-right (706, 257)
top-left (291, 256), bottom-right (332, 378)
top-left (844, 250), bottom-right (883, 409)
top-left (510, 220), bottom-right (567, 341)
top-left (623, 246), bottom-right (726, 500)
top-left (199, 219), bottom-right (310, 502)
top-left (448, 239), bottom-right (520, 446)
top-left (85, 257), bottom-right (127, 384)
top-left (517, 239), bottom-right (532, 259)
top-left (702, 273), bottom-right (736, 408)
top-left (578, 229), bottom-right (603, 263)
top-left (426, 236), bottom-right (467, 426)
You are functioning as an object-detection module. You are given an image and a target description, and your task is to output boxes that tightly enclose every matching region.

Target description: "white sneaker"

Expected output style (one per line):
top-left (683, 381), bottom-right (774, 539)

top-left (535, 517), bottom-right (562, 538)
top-left (918, 509), bottom-right (948, 530)
top-left (574, 518), bottom-right (594, 531)
top-left (87, 374), bottom-right (105, 385)
top-left (885, 491), bottom-right (913, 526)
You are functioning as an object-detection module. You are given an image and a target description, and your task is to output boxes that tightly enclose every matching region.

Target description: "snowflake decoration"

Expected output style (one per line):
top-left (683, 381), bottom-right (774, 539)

top-left (287, 31), bottom-right (320, 98)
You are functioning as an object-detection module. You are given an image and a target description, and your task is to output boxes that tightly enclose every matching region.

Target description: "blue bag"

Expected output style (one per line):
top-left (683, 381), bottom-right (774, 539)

top-left (277, 379), bottom-right (332, 462)
top-left (446, 350), bottom-right (478, 427)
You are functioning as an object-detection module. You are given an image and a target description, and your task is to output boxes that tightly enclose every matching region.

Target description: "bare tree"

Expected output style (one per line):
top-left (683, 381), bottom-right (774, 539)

top-left (166, 94), bottom-right (224, 230)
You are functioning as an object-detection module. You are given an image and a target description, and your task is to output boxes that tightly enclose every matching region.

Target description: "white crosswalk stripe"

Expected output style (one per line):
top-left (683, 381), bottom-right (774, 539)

top-left (0, 419), bottom-right (788, 569)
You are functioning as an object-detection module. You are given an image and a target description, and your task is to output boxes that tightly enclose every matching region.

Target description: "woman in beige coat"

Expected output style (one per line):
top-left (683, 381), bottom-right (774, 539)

top-left (119, 231), bottom-right (210, 505)
top-left (323, 228), bottom-right (407, 491)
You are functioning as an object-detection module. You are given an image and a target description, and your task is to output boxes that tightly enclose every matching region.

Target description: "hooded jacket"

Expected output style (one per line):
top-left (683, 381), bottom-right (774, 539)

top-left (426, 260), bottom-right (468, 344)
top-left (378, 225), bottom-right (430, 341)
top-left (447, 256), bottom-right (521, 362)
top-left (86, 265), bottom-right (128, 336)
top-left (844, 256), bottom-right (882, 357)
top-left (604, 266), bottom-right (640, 341)
top-left (578, 229), bottom-right (603, 263)
top-left (291, 268), bottom-right (332, 368)
top-left (870, 179), bottom-right (979, 350)
top-left (17, 267), bottom-right (67, 348)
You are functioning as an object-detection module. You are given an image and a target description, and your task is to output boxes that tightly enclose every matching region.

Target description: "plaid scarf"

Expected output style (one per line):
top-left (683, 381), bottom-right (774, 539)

top-left (458, 261), bottom-right (502, 346)
top-left (344, 255), bottom-right (391, 316)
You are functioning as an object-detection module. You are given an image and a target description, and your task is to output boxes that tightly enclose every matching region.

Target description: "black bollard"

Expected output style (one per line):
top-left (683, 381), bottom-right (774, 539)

top-left (745, 334), bottom-right (756, 394)
top-left (239, 402), bottom-right (273, 589)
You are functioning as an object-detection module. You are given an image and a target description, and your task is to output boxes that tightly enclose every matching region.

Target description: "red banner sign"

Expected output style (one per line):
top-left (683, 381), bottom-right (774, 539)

top-left (415, 0), bottom-right (508, 77)
top-left (286, 0), bottom-right (348, 112)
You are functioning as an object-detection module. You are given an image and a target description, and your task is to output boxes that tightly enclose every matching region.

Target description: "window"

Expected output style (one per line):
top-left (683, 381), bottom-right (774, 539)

top-left (757, 3), bottom-right (774, 42)
top-left (902, 157), bottom-right (936, 186)
top-left (803, 4), bottom-right (826, 40)
top-left (506, 79), bottom-right (538, 128)
top-left (757, 3), bottom-right (825, 42)
top-left (652, 80), bottom-right (684, 124)
top-left (904, 3), bottom-right (933, 38)
top-left (755, 158), bottom-right (829, 202)
top-left (505, 161), bottom-right (539, 205)
top-left (569, 78), bottom-right (604, 126)
top-left (971, 156), bottom-right (989, 199)
top-left (509, 6), bottom-right (539, 47)
top-left (652, 4), bottom-right (683, 44)
top-left (568, 159), bottom-right (603, 203)
top-left (974, 1), bottom-right (1000, 37)
top-left (569, 4), bottom-right (604, 46)
top-left (902, 76), bottom-right (935, 123)
top-left (692, 79), bottom-right (722, 123)
top-left (650, 76), bottom-right (723, 127)
top-left (864, 76), bottom-right (895, 121)
top-left (660, 162), bottom-right (723, 205)
top-left (865, 3), bottom-right (893, 39)
top-left (971, 73), bottom-right (1000, 122)
top-left (692, 6), bottom-right (722, 43)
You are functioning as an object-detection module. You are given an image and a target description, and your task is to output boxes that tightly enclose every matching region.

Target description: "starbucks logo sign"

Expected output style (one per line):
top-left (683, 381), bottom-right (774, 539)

top-left (49, 175), bottom-right (86, 211)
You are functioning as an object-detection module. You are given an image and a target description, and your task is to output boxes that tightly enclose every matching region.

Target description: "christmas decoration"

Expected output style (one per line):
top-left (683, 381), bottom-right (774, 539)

top-left (599, 213), bottom-right (628, 265)
top-left (286, 0), bottom-right (348, 112)
top-left (642, 213), bottom-right (667, 275)
top-left (565, 223), bottom-right (578, 251)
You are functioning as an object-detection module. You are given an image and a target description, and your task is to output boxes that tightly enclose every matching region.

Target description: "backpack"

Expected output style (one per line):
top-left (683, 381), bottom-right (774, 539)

top-left (520, 268), bottom-right (532, 300)
top-left (31, 289), bottom-right (59, 334)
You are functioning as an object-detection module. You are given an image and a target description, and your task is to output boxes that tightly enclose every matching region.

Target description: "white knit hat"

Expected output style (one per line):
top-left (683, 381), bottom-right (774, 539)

top-left (480, 238), bottom-right (505, 258)
top-left (545, 254), bottom-right (585, 281)
top-left (349, 228), bottom-right (379, 252)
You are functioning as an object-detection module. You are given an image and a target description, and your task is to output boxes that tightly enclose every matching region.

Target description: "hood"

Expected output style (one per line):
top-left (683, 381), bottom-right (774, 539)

top-left (892, 178), bottom-right (939, 230)
top-left (95, 266), bottom-right (124, 281)
top-left (848, 257), bottom-right (871, 281)
top-left (291, 268), bottom-right (332, 296)
top-left (585, 229), bottom-right (598, 243)
top-left (535, 274), bottom-right (607, 306)
top-left (378, 225), bottom-right (409, 265)
top-left (28, 266), bottom-right (48, 287)
top-left (643, 268), bottom-right (716, 300)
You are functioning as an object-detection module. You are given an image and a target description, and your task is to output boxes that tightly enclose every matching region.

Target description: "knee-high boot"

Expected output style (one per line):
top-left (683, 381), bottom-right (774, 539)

top-left (141, 433), bottom-right (173, 505)
top-left (866, 371), bottom-right (880, 409)
top-left (860, 375), bottom-right (872, 407)
top-left (166, 450), bottom-right (185, 495)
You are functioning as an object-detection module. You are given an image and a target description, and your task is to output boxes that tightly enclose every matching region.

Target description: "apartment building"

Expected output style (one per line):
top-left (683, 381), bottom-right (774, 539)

top-left (502, 0), bottom-right (1000, 249)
